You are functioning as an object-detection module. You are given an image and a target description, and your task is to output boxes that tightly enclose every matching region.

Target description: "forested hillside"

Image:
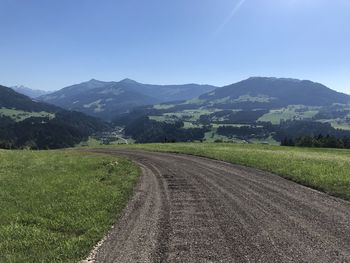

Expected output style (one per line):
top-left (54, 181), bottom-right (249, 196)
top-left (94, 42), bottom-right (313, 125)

top-left (39, 79), bottom-right (216, 120)
top-left (0, 85), bottom-right (108, 149)
top-left (114, 78), bottom-right (350, 147)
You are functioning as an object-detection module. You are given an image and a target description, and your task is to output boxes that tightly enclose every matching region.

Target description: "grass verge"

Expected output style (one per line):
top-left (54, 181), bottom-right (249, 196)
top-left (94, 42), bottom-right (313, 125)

top-left (115, 143), bottom-right (350, 200)
top-left (0, 149), bottom-right (139, 262)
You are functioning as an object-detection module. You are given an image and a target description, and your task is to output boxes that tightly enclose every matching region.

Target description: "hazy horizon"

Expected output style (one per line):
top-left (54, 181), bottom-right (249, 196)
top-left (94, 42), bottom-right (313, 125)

top-left (8, 76), bottom-right (350, 97)
top-left (1, 0), bottom-right (349, 92)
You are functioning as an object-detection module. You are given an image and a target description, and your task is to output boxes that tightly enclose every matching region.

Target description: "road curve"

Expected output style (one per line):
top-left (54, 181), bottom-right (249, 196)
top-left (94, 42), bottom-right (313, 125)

top-left (87, 149), bottom-right (350, 263)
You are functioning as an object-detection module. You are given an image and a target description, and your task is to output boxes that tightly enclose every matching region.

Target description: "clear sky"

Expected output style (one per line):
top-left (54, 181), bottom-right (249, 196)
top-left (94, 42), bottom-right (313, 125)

top-left (0, 0), bottom-right (349, 93)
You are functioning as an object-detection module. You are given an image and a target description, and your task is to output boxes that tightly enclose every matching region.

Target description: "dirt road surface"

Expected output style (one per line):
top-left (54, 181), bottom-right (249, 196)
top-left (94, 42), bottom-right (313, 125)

top-left (87, 149), bottom-right (350, 263)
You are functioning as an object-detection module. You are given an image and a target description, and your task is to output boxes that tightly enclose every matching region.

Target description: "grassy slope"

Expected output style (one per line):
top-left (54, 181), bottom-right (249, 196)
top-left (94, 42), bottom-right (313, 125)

top-left (0, 150), bottom-right (139, 262)
top-left (258, 106), bottom-right (318, 124)
top-left (0, 107), bottom-right (55, 122)
top-left (116, 143), bottom-right (350, 200)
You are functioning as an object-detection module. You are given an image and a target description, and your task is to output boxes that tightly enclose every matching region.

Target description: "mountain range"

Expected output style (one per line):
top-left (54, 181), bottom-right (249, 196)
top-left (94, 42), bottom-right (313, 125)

top-left (1, 85), bottom-right (60, 112)
top-left (197, 77), bottom-right (350, 109)
top-left (3, 76), bottom-right (350, 147)
top-left (114, 77), bottom-right (350, 144)
top-left (39, 77), bottom-right (350, 121)
top-left (11, 85), bottom-right (51, 98)
top-left (39, 79), bottom-right (216, 120)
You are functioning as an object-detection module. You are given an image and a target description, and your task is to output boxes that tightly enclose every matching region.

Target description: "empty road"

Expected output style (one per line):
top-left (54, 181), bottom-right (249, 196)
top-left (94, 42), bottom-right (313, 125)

top-left (87, 149), bottom-right (350, 263)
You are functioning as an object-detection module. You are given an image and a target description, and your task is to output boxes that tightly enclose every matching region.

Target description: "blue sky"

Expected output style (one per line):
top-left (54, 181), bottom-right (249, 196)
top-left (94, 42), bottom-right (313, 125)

top-left (0, 0), bottom-right (349, 92)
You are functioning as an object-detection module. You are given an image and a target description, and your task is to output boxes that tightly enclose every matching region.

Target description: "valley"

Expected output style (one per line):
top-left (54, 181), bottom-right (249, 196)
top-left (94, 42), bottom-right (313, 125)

top-left (2, 76), bottom-right (350, 261)
top-left (4, 77), bottom-right (350, 149)
top-left (111, 78), bottom-right (350, 146)
top-left (2, 2), bottom-right (349, 262)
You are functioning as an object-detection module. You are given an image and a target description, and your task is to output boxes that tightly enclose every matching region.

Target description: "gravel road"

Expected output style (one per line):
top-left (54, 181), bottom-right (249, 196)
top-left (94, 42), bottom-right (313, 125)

top-left (87, 149), bottom-right (350, 263)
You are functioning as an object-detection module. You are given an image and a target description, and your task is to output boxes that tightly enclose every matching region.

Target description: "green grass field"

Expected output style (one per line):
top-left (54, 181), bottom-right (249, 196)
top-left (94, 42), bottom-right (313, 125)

top-left (0, 107), bottom-right (55, 122)
top-left (153, 104), bottom-right (176, 110)
top-left (0, 150), bottom-right (139, 262)
top-left (258, 105), bottom-right (319, 124)
top-left (317, 119), bottom-right (350, 131)
top-left (233, 94), bottom-right (273, 103)
top-left (116, 143), bottom-right (350, 200)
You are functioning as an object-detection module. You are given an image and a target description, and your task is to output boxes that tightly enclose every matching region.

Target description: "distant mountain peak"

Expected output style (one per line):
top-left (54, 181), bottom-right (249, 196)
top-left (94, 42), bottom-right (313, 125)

top-left (11, 85), bottom-right (50, 99)
top-left (87, 78), bottom-right (104, 83)
top-left (119, 78), bottom-right (139, 84)
top-left (12, 85), bottom-right (27, 89)
top-left (199, 77), bottom-right (350, 107)
top-left (73, 79), bottom-right (108, 90)
top-left (247, 77), bottom-right (302, 82)
top-left (39, 79), bottom-right (216, 120)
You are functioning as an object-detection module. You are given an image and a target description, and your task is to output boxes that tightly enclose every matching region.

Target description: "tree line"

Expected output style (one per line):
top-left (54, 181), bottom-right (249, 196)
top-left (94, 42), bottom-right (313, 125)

top-left (124, 116), bottom-right (208, 143)
top-left (281, 134), bottom-right (350, 149)
top-left (0, 111), bottom-right (109, 149)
